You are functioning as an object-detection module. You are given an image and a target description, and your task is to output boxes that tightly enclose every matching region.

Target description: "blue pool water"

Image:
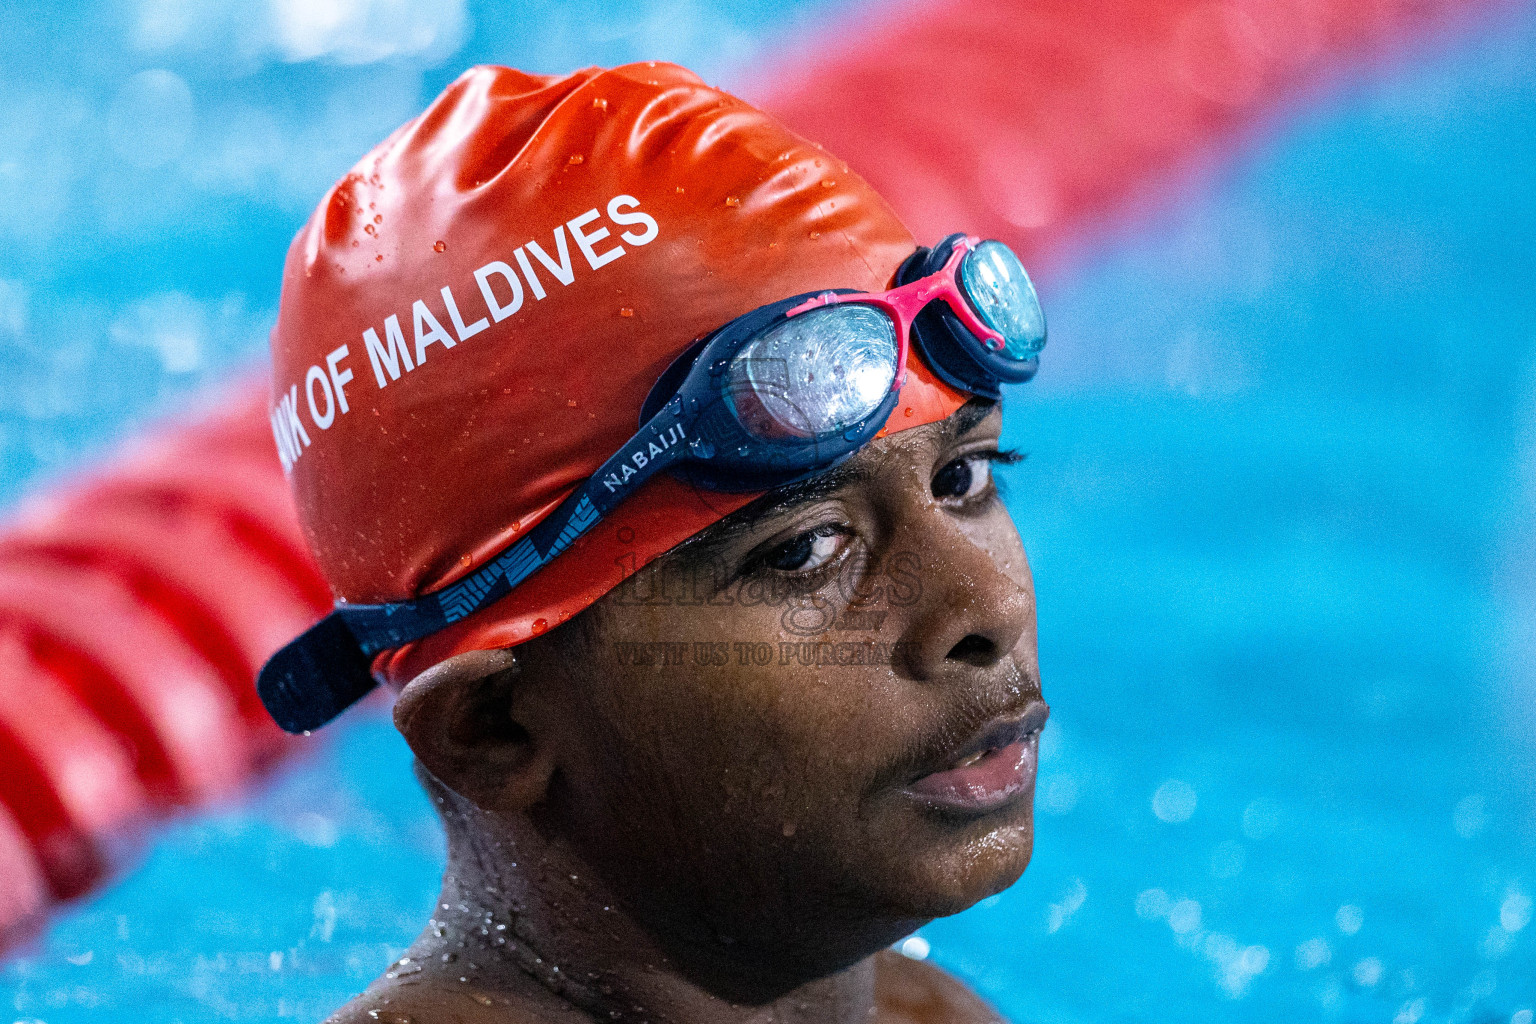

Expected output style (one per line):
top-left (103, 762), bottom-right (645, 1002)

top-left (5, 1), bottom-right (1536, 1021)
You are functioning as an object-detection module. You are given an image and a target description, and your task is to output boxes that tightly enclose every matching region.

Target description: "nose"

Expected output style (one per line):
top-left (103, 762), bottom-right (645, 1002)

top-left (897, 518), bottom-right (1034, 683)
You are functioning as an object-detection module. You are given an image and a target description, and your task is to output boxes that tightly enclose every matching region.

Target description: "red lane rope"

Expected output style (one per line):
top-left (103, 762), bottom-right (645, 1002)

top-left (758, 0), bottom-right (1485, 270)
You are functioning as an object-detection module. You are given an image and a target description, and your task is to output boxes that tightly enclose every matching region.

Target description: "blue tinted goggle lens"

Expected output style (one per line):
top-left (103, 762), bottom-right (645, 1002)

top-left (726, 304), bottom-right (898, 440)
top-left (961, 240), bottom-right (1046, 361)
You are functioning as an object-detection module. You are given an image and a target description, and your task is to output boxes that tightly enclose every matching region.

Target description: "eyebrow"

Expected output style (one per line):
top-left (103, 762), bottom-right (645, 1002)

top-left (677, 395), bottom-right (999, 553)
top-left (947, 394), bottom-right (999, 439)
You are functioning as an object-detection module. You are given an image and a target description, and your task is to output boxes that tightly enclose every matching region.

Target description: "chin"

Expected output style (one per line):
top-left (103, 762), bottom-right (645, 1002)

top-left (874, 803), bottom-right (1037, 919)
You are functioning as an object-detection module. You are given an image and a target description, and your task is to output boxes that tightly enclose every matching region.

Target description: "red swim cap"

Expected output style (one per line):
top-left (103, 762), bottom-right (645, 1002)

top-left (267, 62), bottom-right (966, 687)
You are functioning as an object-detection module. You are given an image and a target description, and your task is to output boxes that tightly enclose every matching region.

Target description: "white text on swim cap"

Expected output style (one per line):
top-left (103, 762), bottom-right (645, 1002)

top-left (270, 194), bottom-right (659, 473)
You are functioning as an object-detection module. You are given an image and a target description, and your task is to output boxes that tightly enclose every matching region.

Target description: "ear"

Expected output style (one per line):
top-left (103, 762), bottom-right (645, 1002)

top-left (392, 648), bottom-right (556, 814)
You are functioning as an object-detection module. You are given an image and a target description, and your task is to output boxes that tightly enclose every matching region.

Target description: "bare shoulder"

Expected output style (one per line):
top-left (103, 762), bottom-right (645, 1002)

top-left (873, 949), bottom-right (1009, 1024)
top-left (321, 977), bottom-right (581, 1024)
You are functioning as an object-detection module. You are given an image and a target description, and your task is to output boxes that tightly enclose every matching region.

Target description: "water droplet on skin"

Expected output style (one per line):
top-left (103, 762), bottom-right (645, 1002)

top-left (619, 307), bottom-right (634, 317)
top-left (592, 97), bottom-right (608, 111)
top-left (904, 407), bottom-right (914, 417)
top-left (533, 618), bottom-right (549, 634)
top-left (373, 214), bottom-right (382, 224)
top-left (568, 154), bottom-right (584, 165)
top-left (375, 254), bottom-right (383, 262)
top-left (821, 179), bottom-right (836, 188)
top-left (364, 224), bottom-right (376, 236)
top-left (809, 231), bottom-right (820, 239)
top-left (434, 240), bottom-right (446, 253)
top-left (724, 196), bottom-right (740, 207)
top-left (567, 398), bottom-right (578, 407)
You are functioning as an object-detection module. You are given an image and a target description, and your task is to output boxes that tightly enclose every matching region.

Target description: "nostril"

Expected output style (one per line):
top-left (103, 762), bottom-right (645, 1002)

top-left (946, 633), bottom-right (997, 667)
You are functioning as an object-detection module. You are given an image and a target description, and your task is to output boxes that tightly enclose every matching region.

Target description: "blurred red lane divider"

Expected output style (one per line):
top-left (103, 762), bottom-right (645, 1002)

top-left (758, 0), bottom-right (1482, 270)
top-left (0, 0), bottom-right (1492, 952)
top-left (0, 386), bottom-right (330, 945)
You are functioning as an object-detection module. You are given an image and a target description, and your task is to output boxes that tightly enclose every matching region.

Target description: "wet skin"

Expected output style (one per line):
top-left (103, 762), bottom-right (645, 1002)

top-left (329, 399), bottom-right (1043, 1023)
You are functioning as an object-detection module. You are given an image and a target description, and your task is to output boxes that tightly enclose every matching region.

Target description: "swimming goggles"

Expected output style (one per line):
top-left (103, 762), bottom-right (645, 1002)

top-left (259, 233), bottom-right (1046, 732)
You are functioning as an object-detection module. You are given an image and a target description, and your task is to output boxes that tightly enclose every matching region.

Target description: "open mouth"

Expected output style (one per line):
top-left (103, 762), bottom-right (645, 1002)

top-left (902, 702), bottom-right (1050, 815)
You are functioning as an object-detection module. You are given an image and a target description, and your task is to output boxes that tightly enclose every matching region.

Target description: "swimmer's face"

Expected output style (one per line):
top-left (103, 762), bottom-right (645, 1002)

top-left (518, 399), bottom-right (1042, 988)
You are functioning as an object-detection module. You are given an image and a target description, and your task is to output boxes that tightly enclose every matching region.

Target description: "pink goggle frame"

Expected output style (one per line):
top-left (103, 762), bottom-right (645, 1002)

top-left (784, 235), bottom-right (1008, 393)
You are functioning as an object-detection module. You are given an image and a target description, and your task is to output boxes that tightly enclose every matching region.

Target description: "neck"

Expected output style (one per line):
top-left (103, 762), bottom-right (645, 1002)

top-left (398, 803), bottom-right (881, 1024)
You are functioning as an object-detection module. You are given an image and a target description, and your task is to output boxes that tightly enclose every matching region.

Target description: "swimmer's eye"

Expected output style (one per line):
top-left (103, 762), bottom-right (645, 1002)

top-left (932, 449), bottom-right (1023, 502)
top-left (749, 522), bottom-right (851, 575)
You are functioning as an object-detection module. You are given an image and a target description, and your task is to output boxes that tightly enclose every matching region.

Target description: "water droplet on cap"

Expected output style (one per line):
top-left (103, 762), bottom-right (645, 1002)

top-left (724, 196), bottom-right (740, 207)
top-left (619, 307), bottom-right (634, 317)
top-left (568, 154), bottom-right (584, 165)
top-left (592, 97), bottom-right (608, 111)
top-left (434, 240), bottom-right (446, 253)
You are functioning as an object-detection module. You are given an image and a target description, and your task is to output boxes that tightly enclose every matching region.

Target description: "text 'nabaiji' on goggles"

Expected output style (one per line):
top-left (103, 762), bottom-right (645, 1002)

top-left (258, 233), bottom-right (1046, 732)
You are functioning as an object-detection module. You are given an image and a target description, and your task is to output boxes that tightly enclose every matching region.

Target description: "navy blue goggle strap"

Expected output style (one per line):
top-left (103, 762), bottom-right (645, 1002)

top-left (258, 403), bottom-right (693, 733)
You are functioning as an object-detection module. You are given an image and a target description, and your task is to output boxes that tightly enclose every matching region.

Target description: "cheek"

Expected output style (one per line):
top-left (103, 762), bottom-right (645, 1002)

top-left (562, 597), bottom-right (913, 854)
top-left (607, 656), bottom-right (885, 825)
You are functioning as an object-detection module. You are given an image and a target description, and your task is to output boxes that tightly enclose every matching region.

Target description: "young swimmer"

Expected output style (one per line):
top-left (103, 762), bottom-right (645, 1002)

top-left (260, 62), bottom-right (1048, 1023)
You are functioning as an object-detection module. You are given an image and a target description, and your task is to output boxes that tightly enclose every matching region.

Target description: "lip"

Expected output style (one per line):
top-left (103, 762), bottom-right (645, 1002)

top-left (901, 701), bottom-right (1050, 815)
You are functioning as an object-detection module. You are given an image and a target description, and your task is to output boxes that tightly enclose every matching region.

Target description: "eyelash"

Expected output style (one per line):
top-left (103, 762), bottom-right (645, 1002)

top-left (742, 448), bottom-right (1025, 578)
top-left (933, 448), bottom-right (1023, 505)
top-left (743, 521), bottom-right (852, 579)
